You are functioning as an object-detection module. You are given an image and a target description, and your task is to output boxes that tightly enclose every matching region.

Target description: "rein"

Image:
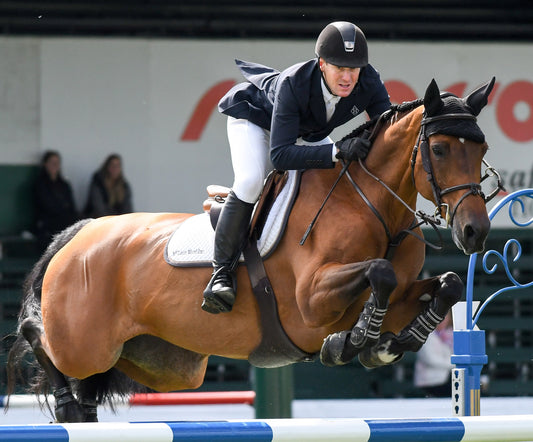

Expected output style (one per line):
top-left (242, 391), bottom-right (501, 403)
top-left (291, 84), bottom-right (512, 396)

top-left (300, 105), bottom-right (505, 254)
top-left (353, 158), bottom-right (445, 252)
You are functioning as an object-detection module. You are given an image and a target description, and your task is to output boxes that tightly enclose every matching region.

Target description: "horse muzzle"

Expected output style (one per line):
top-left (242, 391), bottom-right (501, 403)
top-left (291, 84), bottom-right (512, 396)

top-left (451, 207), bottom-right (490, 255)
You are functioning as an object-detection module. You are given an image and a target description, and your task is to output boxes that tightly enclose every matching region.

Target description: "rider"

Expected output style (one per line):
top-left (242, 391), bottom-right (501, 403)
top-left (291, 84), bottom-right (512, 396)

top-left (202, 21), bottom-right (392, 314)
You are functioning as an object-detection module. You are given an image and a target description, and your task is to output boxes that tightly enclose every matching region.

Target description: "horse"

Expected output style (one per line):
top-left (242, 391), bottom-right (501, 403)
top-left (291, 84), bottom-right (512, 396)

top-left (7, 77), bottom-right (497, 422)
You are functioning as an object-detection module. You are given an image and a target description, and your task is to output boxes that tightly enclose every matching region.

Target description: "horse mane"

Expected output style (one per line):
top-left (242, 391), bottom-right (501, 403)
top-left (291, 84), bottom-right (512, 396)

top-left (340, 98), bottom-right (425, 142)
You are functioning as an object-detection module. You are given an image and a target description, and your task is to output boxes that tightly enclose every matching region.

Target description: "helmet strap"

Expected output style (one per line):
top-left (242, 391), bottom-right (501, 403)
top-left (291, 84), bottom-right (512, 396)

top-left (318, 59), bottom-right (338, 97)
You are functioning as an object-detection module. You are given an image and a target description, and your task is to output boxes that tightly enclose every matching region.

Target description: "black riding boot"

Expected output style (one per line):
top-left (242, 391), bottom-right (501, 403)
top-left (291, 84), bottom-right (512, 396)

top-left (202, 191), bottom-right (254, 314)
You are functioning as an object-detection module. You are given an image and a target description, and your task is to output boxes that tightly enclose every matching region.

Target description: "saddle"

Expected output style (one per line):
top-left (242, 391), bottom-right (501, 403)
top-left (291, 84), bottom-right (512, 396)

top-left (203, 169), bottom-right (289, 239)
top-left (203, 170), bottom-right (316, 368)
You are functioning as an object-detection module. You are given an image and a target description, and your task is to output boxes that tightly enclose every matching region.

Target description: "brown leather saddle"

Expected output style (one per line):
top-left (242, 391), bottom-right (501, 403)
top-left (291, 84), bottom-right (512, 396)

top-left (204, 170), bottom-right (288, 241)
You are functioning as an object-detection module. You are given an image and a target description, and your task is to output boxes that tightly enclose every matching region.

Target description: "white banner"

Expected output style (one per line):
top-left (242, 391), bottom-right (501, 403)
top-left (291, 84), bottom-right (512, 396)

top-left (1, 38), bottom-right (531, 226)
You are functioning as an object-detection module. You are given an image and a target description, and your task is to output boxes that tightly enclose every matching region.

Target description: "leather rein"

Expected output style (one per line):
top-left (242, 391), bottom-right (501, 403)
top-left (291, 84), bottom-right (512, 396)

top-left (300, 108), bottom-right (504, 256)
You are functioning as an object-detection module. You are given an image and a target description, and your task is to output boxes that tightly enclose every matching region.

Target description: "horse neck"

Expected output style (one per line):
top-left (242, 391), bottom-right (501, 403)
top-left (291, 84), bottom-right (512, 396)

top-left (362, 107), bottom-right (424, 207)
top-left (332, 107), bottom-right (425, 236)
top-left (296, 108), bottom-right (425, 247)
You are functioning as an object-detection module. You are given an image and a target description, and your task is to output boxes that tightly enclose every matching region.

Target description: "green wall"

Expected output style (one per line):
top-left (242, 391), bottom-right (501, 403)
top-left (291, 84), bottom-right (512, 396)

top-left (0, 165), bottom-right (38, 236)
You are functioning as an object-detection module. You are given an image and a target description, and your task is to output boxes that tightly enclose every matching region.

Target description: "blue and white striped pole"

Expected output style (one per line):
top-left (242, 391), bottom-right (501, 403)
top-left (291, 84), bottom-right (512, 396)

top-left (1, 416), bottom-right (533, 441)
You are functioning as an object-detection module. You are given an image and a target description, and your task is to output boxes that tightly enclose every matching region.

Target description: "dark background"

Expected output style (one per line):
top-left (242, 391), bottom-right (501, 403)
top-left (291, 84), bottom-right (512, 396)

top-left (1, 1), bottom-right (532, 41)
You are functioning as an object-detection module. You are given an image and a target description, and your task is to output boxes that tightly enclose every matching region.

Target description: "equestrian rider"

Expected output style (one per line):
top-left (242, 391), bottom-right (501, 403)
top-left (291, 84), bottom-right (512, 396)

top-left (202, 21), bottom-right (392, 314)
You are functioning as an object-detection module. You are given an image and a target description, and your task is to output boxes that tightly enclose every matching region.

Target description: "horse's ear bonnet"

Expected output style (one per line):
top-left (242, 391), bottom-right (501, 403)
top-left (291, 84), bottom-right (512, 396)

top-left (423, 77), bottom-right (496, 144)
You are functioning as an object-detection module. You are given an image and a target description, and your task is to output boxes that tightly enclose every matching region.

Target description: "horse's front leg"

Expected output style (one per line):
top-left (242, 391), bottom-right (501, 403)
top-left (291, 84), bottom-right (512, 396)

top-left (312, 258), bottom-right (397, 367)
top-left (358, 271), bottom-right (463, 369)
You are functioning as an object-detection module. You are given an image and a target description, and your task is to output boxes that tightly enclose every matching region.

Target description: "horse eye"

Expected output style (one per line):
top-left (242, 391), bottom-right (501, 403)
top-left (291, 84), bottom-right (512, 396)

top-left (431, 144), bottom-right (446, 157)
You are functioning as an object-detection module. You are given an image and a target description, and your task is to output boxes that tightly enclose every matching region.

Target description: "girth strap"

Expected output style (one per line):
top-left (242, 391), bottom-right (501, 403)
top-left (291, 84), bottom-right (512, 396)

top-left (243, 235), bottom-right (315, 368)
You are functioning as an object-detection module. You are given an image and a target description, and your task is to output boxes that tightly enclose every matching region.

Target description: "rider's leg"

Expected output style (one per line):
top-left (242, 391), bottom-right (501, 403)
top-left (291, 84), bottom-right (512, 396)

top-left (202, 117), bottom-right (270, 314)
top-left (202, 191), bottom-right (254, 313)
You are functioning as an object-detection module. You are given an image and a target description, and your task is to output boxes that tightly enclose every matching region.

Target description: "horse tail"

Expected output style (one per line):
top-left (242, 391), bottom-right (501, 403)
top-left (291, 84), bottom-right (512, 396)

top-left (5, 219), bottom-right (92, 404)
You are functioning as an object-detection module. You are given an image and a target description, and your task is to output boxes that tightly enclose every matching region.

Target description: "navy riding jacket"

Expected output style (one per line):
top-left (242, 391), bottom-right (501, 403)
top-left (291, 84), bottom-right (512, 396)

top-left (218, 58), bottom-right (391, 170)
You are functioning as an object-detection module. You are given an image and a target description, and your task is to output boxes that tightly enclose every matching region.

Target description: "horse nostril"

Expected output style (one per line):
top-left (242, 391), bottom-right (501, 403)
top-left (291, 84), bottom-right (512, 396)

top-left (464, 224), bottom-right (476, 239)
top-left (462, 221), bottom-right (489, 254)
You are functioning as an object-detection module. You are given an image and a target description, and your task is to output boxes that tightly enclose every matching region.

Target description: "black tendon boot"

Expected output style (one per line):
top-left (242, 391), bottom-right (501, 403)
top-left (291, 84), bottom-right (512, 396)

top-left (202, 191), bottom-right (254, 314)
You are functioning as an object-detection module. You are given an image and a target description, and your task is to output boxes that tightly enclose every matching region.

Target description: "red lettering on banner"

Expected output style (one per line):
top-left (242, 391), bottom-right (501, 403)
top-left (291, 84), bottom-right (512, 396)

top-left (446, 81), bottom-right (500, 104)
top-left (384, 80), bottom-right (417, 103)
top-left (496, 81), bottom-right (533, 142)
top-left (181, 79), bottom-right (236, 141)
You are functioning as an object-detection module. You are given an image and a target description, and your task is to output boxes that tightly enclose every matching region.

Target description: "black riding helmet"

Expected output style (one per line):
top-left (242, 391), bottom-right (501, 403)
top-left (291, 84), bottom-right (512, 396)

top-left (315, 21), bottom-right (368, 68)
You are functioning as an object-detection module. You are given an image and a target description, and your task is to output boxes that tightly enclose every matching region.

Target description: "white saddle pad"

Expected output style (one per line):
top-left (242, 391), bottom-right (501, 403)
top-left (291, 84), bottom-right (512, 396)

top-left (165, 170), bottom-right (300, 267)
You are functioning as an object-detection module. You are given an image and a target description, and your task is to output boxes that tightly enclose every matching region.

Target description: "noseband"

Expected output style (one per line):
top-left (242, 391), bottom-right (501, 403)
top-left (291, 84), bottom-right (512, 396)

top-left (411, 113), bottom-right (502, 227)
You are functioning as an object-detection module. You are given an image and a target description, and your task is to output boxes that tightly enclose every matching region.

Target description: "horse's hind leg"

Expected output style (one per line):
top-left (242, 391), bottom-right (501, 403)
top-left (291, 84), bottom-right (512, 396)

top-left (21, 318), bottom-right (84, 422)
top-left (75, 375), bottom-right (103, 422)
top-left (320, 259), bottom-right (397, 366)
top-left (359, 271), bottom-right (463, 368)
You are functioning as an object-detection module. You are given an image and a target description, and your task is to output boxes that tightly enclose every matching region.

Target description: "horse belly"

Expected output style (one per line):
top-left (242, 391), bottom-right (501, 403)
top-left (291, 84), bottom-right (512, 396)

top-left (136, 265), bottom-right (263, 359)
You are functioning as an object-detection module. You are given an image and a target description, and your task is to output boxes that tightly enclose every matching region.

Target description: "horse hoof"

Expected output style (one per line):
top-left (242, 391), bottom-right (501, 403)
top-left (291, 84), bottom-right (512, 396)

top-left (358, 333), bottom-right (404, 369)
top-left (359, 349), bottom-right (403, 369)
top-left (82, 403), bottom-right (98, 422)
top-left (320, 331), bottom-right (356, 367)
top-left (389, 328), bottom-right (424, 353)
top-left (83, 410), bottom-right (98, 422)
top-left (55, 400), bottom-right (85, 423)
top-left (201, 293), bottom-right (233, 314)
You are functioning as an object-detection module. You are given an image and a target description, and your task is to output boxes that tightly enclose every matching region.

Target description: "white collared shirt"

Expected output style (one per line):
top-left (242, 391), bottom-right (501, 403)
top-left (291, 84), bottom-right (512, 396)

top-left (321, 78), bottom-right (341, 122)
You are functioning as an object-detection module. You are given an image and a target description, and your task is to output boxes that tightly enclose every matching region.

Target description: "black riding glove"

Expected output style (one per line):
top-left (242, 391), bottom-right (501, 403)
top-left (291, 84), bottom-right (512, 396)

top-left (335, 137), bottom-right (372, 162)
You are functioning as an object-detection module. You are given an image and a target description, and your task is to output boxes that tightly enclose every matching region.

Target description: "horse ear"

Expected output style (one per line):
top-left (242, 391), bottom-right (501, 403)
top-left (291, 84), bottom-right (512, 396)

top-left (423, 78), bottom-right (444, 117)
top-left (463, 77), bottom-right (496, 116)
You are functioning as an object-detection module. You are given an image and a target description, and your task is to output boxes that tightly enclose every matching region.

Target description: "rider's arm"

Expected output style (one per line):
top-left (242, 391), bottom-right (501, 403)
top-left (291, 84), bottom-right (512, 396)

top-left (270, 77), bottom-right (335, 171)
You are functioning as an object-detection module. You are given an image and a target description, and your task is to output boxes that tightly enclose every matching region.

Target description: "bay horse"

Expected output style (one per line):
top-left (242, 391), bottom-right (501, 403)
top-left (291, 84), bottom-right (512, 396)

top-left (7, 78), bottom-right (497, 422)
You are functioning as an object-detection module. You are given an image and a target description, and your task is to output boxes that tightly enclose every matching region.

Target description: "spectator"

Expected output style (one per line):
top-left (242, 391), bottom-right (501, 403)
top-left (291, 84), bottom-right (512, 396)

top-left (84, 153), bottom-right (133, 218)
top-left (33, 150), bottom-right (79, 249)
top-left (414, 312), bottom-right (454, 397)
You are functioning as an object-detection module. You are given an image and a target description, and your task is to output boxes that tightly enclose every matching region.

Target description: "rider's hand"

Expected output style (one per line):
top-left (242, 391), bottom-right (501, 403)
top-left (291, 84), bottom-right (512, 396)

top-left (335, 137), bottom-right (371, 162)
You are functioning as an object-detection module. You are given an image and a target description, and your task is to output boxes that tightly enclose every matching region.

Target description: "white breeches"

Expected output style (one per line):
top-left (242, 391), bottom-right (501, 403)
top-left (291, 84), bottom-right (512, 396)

top-left (228, 117), bottom-right (272, 203)
top-left (227, 116), bottom-right (333, 204)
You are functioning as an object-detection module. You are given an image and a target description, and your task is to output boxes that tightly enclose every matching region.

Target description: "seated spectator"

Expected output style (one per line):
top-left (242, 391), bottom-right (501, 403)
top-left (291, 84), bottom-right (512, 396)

top-left (414, 312), bottom-right (454, 398)
top-left (84, 153), bottom-right (133, 218)
top-left (33, 150), bottom-right (79, 249)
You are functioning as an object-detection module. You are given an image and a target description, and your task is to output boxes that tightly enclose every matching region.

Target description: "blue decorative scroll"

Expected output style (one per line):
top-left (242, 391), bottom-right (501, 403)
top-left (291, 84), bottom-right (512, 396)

top-left (465, 189), bottom-right (533, 329)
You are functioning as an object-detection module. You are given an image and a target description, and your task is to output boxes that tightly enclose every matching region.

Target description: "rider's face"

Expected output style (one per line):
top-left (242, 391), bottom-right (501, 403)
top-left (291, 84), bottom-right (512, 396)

top-left (319, 58), bottom-right (360, 98)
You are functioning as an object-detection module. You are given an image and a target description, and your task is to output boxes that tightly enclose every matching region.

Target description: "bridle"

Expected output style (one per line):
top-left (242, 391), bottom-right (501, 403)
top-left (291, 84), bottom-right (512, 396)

top-left (411, 112), bottom-right (503, 227)
top-left (300, 106), bottom-right (505, 252)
